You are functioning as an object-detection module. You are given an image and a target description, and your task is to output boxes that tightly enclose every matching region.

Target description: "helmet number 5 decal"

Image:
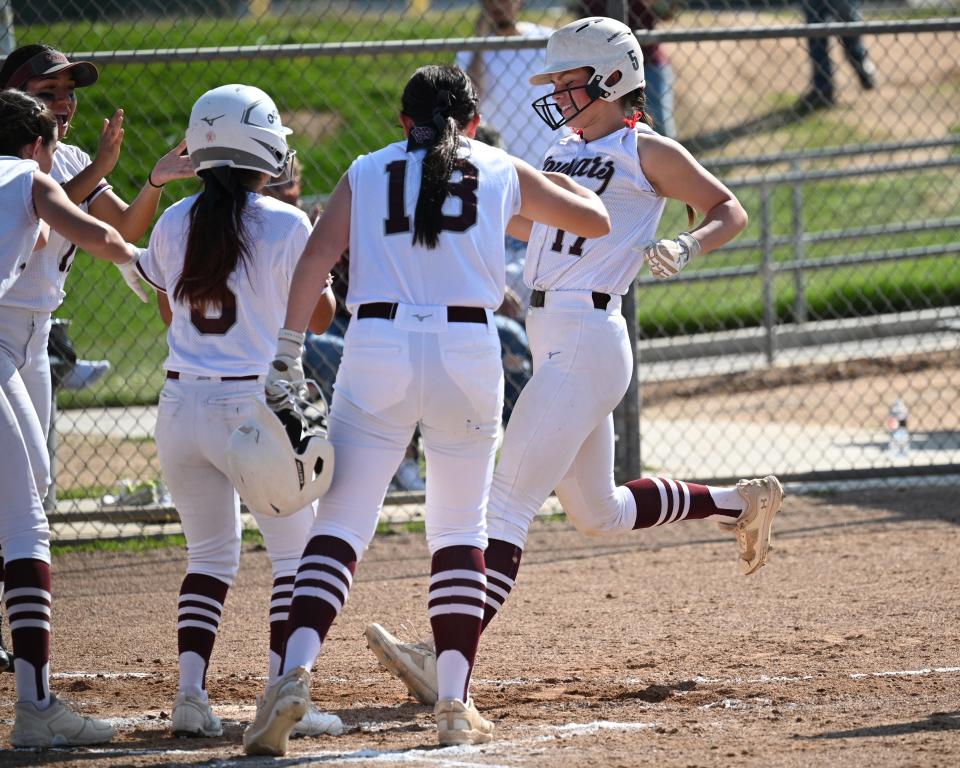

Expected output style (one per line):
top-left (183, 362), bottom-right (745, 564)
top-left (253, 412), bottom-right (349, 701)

top-left (191, 287), bottom-right (237, 335)
top-left (628, 50), bottom-right (640, 71)
top-left (384, 159), bottom-right (479, 236)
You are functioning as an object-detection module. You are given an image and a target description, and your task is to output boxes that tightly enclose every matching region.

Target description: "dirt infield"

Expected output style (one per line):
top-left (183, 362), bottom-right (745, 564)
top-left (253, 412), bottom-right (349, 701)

top-left (2, 483), bottom-right (958, 766)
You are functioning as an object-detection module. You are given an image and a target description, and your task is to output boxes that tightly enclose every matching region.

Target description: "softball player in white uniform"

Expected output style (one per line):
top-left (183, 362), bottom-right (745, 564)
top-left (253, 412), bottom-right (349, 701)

top-left (135, 84), bottom-right (340, 740)
top-left (0, 44), bottom-right (193, 499)
top-left (0, 88), bottom-right (139, 747)
top-left (365, 18), bottom-right (784, 707)
top-left (242, 64), bottom-right (608, 756)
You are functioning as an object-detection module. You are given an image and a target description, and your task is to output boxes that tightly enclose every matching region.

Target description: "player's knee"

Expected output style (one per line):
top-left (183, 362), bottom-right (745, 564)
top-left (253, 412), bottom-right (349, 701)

top-left (567, 506), bottom-right (624, 538)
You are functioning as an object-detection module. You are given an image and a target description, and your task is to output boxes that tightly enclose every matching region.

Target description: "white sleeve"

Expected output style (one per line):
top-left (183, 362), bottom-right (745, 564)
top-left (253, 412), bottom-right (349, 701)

top-left (136, 215), bottom-right (169, 292)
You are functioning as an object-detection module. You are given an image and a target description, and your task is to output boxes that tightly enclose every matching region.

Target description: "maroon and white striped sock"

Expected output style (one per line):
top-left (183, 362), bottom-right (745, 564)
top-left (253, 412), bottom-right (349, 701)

top-left (282, 536), bottom-right (357, 674)
top-left (268, 575), bottom-right (295, 682)
top-left (177, 572), bottom-right (229, 696)
top-left (480, 539), bottom-right (522, 632)
top-left (626, 477), bottom-right (742, 529)
top-left (5, 558), bottom-right (51, 706)
top-left (429, 545), bottom-right (486, 703)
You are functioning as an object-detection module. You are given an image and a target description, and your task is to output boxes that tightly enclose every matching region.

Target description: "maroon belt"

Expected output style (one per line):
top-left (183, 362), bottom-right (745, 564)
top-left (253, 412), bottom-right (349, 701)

top-left (166, 371), bottom-right (259, 382)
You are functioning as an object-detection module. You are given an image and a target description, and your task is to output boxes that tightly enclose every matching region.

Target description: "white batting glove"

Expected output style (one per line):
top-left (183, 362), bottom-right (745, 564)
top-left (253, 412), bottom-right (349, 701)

top-left (266, 328), bottom-right (307, 412)
top-left (115, 249), bottom-right (150, 303)
top-left (642, 232), bottom-right (701, 279)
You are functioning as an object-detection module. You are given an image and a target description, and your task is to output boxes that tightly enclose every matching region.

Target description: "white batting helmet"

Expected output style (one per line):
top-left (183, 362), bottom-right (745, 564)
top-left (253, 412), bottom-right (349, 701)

top-left (530, 17), bottom-right (645, 129)
top-left (186, 84), bottom-right (293, 177)
top-left (225, 399), bottom-right (334, 517)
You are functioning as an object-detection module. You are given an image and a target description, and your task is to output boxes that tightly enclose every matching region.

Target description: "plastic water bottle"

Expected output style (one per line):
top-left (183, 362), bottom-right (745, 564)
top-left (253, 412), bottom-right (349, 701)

top-left (886, 398), bottom-right (910, 458)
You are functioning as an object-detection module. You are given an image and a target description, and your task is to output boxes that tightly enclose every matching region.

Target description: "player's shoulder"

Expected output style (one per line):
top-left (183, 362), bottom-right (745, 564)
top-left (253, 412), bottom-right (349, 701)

top-left (50, 143), bottom-right (92, 182)
top-left (254, 193), bottom-right (310, 224)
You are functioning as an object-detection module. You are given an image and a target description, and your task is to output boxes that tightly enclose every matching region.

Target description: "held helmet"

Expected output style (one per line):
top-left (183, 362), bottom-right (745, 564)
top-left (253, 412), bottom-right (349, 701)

top-left (225, 398), bottom-right (334, 517)
top-left (530, 17), bottom-right (645, 130)
top-left (186, 84), bottom-right (293, 177)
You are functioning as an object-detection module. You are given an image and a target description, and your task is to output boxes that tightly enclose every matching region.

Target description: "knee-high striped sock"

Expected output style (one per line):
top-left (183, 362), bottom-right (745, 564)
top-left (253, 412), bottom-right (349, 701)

top-left (177, 572), bottom-right (229, 697)
top-left (268, 575), bottom-right (295, 682)
top-left (5, 558), bottom-right (51, 706)
top-left (626, 477), bottom-right (742, 528)
top-left (480, 539), bottom-right (522, 632)
top-left (282, 536), bottom-right (357, 675)
top-left (429, 545), bottom-right (486, 703)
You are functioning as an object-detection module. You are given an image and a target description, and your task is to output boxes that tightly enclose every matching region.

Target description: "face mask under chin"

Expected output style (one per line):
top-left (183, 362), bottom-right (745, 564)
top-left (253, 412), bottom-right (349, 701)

top-left (531, 84), bottom-right (597, 130)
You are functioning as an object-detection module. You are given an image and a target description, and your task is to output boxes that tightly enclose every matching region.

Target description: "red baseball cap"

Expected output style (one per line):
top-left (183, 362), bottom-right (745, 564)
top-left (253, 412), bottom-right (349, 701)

top-left (1, 45), bottom-right (99, 90)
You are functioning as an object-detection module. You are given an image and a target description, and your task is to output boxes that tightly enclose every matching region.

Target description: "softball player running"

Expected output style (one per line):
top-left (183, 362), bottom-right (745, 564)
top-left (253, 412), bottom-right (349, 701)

top-left (134, 84), bottom-right (340, 740)
top-left (365, 17), bottom-right (784, 706)
top-left (242, 64), bottom-right (608, 755)
top-left (1, 88), bottom-right (138, 747)
top-left (0, 44), bottom-right (194, 500)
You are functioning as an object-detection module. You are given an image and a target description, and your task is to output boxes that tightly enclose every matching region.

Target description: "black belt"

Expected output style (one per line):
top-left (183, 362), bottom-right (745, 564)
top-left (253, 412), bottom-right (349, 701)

top-left (530, 290), bottom-right (612, 310)
top-left (166, 371), bottom-right (259, 382)
top-left (357, 302), bottom-right (487, 325)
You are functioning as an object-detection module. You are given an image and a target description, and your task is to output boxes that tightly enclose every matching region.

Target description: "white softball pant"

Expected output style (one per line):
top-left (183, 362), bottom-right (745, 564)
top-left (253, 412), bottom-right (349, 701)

top-left (0, 306), bottom-right (52, 498)
top-left (486, 290), bottom-right (636, 547)
top-left (0, 382), bottom-right (50, 564)
top-left (308, 305), bottom-right (503, 559)
top-left (154, 376), bottom-right (315, 584)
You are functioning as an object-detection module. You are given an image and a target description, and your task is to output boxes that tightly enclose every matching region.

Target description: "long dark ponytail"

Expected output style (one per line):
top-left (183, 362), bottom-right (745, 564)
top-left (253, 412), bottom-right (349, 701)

top-left (0, 88), bottom-right (56, 157)
top-left (401, 65), bottom-right (478, 249)
top-left (174, 166), bottom-right (261, 309)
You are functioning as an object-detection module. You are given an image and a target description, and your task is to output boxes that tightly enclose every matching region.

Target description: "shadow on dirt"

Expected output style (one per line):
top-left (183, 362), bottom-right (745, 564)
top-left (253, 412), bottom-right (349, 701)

top-left (805, 710), bottom-right (960, 739)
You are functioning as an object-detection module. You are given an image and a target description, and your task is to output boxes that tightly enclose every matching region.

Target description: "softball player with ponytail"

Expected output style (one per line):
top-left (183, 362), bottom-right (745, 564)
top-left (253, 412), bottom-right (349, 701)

top-left (243, 63), bottom-right (608, 755)
top-left (1, 88), bottom-right (139, 747)
top-left (366, 18), bottom-right (784, 707)
top-left (133, 84), bottom-right (340, 740)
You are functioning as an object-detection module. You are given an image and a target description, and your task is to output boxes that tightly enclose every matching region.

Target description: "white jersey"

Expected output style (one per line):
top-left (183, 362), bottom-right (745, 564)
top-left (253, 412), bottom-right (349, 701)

top-left (346, 137), bottom-right (521, 311)
top-left (524, 124), bottom-right (667, 296)
top-left (0, 144), bottom-right (111, 312)
top-left (456, 21), bottom-right (557, 169)
top-left (0, 158), bottom-right (41, 299)
top-left (137, 192), bottom-right (311, 378)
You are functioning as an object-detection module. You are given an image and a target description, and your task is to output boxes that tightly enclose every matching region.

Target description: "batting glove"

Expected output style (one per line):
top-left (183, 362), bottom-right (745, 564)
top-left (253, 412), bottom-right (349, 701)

top-left (266, 328), bottom-right (307, 412)
top-left (115, 249), bottom-right (151, 303)
top-left (642, 232), bottom-right (701, 279)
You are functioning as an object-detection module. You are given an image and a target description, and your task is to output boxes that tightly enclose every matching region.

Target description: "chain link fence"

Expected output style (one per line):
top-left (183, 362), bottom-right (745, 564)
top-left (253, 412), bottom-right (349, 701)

top-left (3, 0), bottom-right (958, 542)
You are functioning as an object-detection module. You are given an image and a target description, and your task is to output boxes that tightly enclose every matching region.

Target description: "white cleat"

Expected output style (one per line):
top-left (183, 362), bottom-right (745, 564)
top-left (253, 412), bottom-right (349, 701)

top-left (11, 694), bottom-right (115, 747)
top-left (364, 623), bottom-right (438, 705)
top-left (435, 698), bottom-right (494, 746)
top-left (243, 666), bottom-right (310, 756)
top-left (171, 692), bottom-right (223, 737)
top-left (291, 705), bottom-right (344, 738)
top-left (733, 475), bottom-right (784, 575)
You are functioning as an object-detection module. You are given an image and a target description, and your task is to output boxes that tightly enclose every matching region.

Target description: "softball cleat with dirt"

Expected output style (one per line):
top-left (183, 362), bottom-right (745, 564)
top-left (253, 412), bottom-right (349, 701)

top-left (365, 623), bottom-right (438, 705)
top-left (734, 475), bottom-right (784, 575)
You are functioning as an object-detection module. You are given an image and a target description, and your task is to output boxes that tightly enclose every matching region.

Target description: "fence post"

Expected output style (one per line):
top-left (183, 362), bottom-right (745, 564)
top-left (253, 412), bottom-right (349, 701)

top-left (614, 279), bottom-right (642, 482)
top-left (760, 183), bottom-right (777, 365)
top-left (790, 159), bottom-right (808, 323)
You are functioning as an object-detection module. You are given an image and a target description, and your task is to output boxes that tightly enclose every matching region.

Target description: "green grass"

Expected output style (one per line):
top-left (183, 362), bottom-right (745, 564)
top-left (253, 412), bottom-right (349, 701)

top-left (51, 526), bottom-right (264, 555)
top-left (14, 10), bottom-right (956, 407)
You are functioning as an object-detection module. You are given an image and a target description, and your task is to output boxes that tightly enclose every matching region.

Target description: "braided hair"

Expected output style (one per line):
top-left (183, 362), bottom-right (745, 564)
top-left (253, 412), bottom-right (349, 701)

top-left (400, 65), bottom-right (479, 249)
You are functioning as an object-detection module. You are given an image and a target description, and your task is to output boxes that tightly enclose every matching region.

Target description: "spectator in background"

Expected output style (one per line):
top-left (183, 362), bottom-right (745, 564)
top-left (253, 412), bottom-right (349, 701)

top-left (800, 0), bottom-right (876, 110)
top-left (457, 0), bottom-right (556, 167)
top-left (574, 0), bottom-right (677, 138)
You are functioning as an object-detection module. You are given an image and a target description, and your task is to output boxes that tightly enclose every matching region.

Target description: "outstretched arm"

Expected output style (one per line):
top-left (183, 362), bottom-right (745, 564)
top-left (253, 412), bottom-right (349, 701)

top-left (512, 159), bottom-right (610, 239)
top-left (87, 139), bottom-right (195, 242)
top-left (32, 172), bottom-right (135, 265)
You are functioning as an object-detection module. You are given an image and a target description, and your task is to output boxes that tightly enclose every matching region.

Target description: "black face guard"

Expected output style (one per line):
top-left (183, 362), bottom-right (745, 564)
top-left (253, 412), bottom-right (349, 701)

top-left (531, 76), bottom-right (606, 130)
